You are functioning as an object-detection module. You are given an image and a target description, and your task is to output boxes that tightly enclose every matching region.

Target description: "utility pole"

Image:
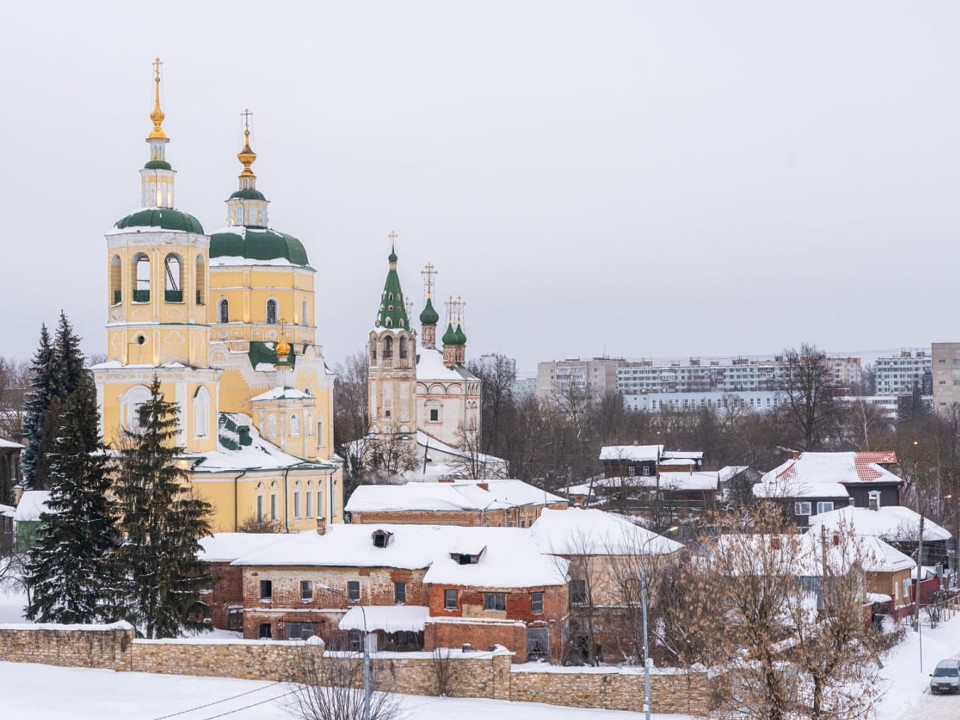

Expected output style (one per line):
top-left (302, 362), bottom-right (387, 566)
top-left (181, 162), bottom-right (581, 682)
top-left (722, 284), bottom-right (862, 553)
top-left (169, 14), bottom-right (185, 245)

top-left (915, 512), bottom-right (925, 673)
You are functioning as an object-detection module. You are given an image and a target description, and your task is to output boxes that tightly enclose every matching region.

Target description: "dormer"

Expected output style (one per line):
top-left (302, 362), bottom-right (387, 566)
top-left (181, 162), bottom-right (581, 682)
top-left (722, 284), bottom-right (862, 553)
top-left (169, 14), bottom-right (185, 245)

top-left (450, 545), bottom-right (486, 565)
top-left (372, 529), bottom-right (393, 548)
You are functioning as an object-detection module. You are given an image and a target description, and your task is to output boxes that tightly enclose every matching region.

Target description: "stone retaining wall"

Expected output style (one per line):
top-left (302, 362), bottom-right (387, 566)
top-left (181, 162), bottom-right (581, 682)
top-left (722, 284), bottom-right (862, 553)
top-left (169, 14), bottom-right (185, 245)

top-left (0, 624), bottom-right (712, 715)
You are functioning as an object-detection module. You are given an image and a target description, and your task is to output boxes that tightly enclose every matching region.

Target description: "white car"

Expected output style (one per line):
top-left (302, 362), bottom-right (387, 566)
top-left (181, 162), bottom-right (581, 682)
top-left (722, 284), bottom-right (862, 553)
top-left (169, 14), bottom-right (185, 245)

top-left (930, 660), bottom-right (960, 695)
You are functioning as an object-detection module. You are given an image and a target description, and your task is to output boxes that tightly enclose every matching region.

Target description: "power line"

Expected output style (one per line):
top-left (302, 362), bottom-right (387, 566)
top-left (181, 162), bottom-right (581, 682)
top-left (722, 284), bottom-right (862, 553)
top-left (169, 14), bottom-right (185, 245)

top-left (194, 689), bottom-right (298, 720)
top-left (147, 682), bottom-right (281, 720)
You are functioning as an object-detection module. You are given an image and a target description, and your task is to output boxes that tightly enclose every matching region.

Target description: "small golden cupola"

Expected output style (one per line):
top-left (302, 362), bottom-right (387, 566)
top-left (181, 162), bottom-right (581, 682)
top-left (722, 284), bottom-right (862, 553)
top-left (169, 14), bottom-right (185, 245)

top-left (226, 109), bottom-right (270, 228)
top-left (276, 322), bottom-right (292, 366)
top-left (140, 58), bottom-right (176, 210)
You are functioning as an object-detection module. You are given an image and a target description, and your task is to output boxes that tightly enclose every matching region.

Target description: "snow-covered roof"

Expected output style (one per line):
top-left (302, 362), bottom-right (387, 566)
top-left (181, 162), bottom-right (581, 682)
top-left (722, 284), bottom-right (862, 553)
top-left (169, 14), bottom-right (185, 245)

top-left (808, 505), bottom-right (951, 543)
top-left (0, 438), bottom-right (24, 450)
top-left (422, 527), bottom-right (567, 588)
top-left (250, 386), bottom-right (312, 402)
top-left (416, 347), bottom-right (478, 383)
top-left (414, 431), bottom-right (504, 467)
top-left (599, 445), bottom-right (663, 463)
top-left (339, 605), bottom-right (430, 633)
top-left (198, 533), bottom-right (285, 563)
top-left (187, 413), bottom-right (335, 473)
top-left (13, 491), bottom-right (51, 522)
top-left (588, 473), bottom-right (720, 493)
top-left (718, 466), bottom-right (749, 481)
top-left (0, 503), bottom-right (15, 518)
top-left (345, 479), bottom-right (564, 514)
top-left (659, 459), bottom-right (696, 467)
top-left (761, 452), bottom-right (903, 487)
top-left (661, 450), bottom-right (704, 461)
top-left (752, 480), bottom-right (849, 499)
top-left (531, 508), bottom-right (683, 556)
top-left (229, 524), bottom-right (568, 589)
top-left (712, 532), bottom-right (914, 576)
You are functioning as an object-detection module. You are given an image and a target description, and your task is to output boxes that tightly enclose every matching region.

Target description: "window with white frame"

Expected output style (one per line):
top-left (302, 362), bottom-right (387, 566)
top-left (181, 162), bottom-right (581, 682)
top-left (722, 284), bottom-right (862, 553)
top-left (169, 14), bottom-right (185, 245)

top-left (193, 387), bottom-right (210, 438)
top-left (794, 502), bottom-right (812, 516)
top-left (816, 501), bottom-right (834, 515)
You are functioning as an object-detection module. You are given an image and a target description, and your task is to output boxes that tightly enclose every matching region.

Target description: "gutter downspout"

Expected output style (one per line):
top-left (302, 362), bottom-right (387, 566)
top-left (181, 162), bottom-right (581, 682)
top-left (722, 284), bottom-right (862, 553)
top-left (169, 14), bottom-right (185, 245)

top-left (233, 470), bottom-right (247, 531)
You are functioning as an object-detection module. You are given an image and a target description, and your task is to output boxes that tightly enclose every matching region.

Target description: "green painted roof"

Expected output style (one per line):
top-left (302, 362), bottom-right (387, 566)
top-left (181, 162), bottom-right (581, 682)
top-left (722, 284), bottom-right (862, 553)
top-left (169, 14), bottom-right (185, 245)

top-left (210, 227), bottom-right (311, 267)
top-left (229, 188), bottom-right (267, 201)
top-left (115, 208), bottom-right (204, 234)
top-left (248, 340), bottom-right (297, 370)
top-left (375, 252), bottom-right (409, 330)
top-left (442, 323), bottom-right (457, 346)
top-left (453, 323), bottom-right (467, 346)
top-left (144, 159), bottom-right (172, 170)
top-left (419, 297), bottom-right (440, 325)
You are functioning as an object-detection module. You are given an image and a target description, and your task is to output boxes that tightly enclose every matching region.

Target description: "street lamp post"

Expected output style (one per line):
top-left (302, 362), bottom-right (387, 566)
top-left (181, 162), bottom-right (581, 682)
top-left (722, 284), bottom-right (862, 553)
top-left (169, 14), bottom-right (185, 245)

top-left (641, 526), bottom-right (679, 720)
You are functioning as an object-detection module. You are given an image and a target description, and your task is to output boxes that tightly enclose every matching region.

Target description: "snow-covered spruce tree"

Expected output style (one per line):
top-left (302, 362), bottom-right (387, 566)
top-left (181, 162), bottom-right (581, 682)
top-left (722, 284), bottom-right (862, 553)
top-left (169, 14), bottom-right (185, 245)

top-left (51, 311), bottom-right (87, 401)
top-left (20, 324), bottom-right (56, 489)
top-left (25, 377), bottom-right (122, 624)
top-left (114, 377), bottom-right (212, 638)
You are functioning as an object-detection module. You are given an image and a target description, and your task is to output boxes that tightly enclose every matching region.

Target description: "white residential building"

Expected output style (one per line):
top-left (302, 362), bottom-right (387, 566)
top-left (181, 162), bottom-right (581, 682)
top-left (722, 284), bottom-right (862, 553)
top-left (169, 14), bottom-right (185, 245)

top-left (874, 350), bottom-right (931, 396)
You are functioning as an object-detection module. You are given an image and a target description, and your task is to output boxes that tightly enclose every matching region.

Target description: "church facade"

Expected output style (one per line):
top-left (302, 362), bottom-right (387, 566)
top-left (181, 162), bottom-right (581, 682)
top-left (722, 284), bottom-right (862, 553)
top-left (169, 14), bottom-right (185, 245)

top-left (367, 249), bottom-right (488, 475)
top-left (93, 62), bottom-right (343, 533)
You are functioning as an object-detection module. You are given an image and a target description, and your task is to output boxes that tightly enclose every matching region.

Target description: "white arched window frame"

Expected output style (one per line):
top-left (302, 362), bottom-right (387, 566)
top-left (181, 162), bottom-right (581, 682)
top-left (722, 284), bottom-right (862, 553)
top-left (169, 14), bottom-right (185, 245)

top-left (290, 414), bottom-right (300, 437)
top-left (133, 253), bottom-right (151, 302)
top-left (218, 298), bottom-right (229, 324)
top-left (194, 387), bottom-right (211, 438)
top-left (164, 253), bottom-right (183, 302)
top-left (120, 385), bottom-right (153, 433)
top-left (306, 481), bottom-right (314, 519)
top-left (256, 482), bottom-right (265, 521)
top-left (294, 481), bottom-right (302, 519)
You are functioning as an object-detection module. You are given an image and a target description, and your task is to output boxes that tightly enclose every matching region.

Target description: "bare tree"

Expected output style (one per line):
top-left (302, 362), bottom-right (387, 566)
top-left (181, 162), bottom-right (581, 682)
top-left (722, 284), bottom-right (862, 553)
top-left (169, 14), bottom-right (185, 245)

top-left (779, 344), bottom-right (841, 451)
top-left (333, 349), bottom-right (370, 450)
top-left (288, 645), bottom-right (402, 720)
top-left (430, 647), bottom-right (462, 697)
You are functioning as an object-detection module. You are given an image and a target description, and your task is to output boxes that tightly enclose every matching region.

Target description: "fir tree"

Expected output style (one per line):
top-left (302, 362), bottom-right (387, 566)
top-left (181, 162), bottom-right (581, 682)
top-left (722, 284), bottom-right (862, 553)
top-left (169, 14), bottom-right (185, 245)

top-left (114, 377), bottom-right (212, 638)
top-left (52, 311), bottom-right (87, 400)
top-left (20, 325), bottom-right (56, 489)
top-left (25, 378), bottom-right (122, 624)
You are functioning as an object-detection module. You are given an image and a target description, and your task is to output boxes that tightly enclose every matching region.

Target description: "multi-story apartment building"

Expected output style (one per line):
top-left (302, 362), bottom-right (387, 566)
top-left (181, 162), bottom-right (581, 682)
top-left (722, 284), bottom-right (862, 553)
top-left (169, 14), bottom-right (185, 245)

top-left (932, 342), bottom-right (960, 412)
top-left (537, 358), bottom-right (625, 398)
top-left (875, 350), bottom-right (931, 396)
top-left (623, 390), bottom-right (785, 415)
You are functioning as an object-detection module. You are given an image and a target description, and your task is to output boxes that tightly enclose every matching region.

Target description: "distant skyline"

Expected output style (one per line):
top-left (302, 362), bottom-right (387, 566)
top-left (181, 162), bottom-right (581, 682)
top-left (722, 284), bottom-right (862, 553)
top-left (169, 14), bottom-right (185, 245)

top-left (3, 2), bottom-right (960, 371)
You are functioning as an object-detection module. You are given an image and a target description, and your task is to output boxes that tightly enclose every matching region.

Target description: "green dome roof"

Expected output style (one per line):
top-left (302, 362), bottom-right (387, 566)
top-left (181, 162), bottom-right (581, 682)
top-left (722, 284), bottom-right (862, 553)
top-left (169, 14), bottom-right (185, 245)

top-left (144, 159), bottom-right (172, 170)
top-left (419, 297), bottom-right (440, 325)
top-left (453, 323), bottom-right (467, 346)
top-left (115, 208), bottom-right (204, 234)
top-left (229, 188), bottom-right (267, 201)
top-left (209, 227), bottom-right (311, 267)
top-left (441, 323), bottom-right (457, 346)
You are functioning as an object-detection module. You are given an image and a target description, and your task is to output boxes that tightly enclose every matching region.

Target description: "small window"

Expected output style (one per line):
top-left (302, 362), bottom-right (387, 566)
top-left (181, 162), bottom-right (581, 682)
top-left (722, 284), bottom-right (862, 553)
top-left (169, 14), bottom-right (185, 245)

top-left (347, 580), bottom-right (360, 603)
top-left (227, 608), bottom-right (243, 632)
top-left (266, 299), bottom-right (278, 325)
top-left (258, 623), bottom-right (272, 639)
top-left (531, 592), bottom-right (544, 613)
top-left (570, 579), bottom-right (587, 605)
top-left (294, 489), bottom-right (302, 519)
top-left (394, 581), bottom-right (406, 604)
top-left (794, 502), bottom-right (812, 516)
top-left (306, 490), bottom-right (313, 519)
top-left (816, 501), bottom-right (834, 515)
top-left (444, 589), bottom-right (458, 610)
top-left (300, 580), bottom-right (313, 602)
top-left (256, 494), bottom-right (264, 521)
top-left (288, 622), bottom-right (316, 640)
top-left (429, 408), bottom-right (439, 422)
top-left (260, 580), bottom-right (273, 601)
top-left (483, 593), bottom-right (507, 612)
top-left (270, 494), bottom-right (278, 521)
top-left (218, 298), bottom-right (229, 324)
top-left (372, 530), bottom-right (392, 548)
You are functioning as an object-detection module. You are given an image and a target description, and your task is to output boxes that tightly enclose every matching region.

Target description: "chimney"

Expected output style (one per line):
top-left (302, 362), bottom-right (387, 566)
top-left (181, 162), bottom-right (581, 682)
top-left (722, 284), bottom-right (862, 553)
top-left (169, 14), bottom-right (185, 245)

top-left (792, 451), bottom-right (801, 460)
top-left (316, 517), bottom-right (327, 535)
top-left (832, 532), bottom-right (840, 546)
top-left (848, 497), bottom-right (855, 507)
top-left (770, 537), bottom-right (781, 550)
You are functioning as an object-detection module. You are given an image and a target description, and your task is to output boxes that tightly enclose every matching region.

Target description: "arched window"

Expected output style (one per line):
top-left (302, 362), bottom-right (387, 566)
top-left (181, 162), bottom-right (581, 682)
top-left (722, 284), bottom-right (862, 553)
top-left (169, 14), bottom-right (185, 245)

top-left (306, 481), bottom-right (314, 519)
top-left (302, 300), bottom-right (308, 326)
top-left (399, 336), bottom-right (408, 360)
top-left (269, 481), bottom-right (278, 521)
top-left (120, 385), bottom-right (152, 432)
top-left (111, 255), bottom-right (121, 304)
top-left (218, 298), bottom-right (229, 324)
top-left (256, 482), bottom-right (265, 521)
top-left (266, 299), bottom-right (278, 325)
top-left (294, 481), bottom-right (302, 519)
top-left (164, 254), bottom-right (182, 302)
top-left (195, 255), bottom-right (205, 305)
top-left (133, 254), bottom-right (150, 302)
top-left (290, 414), bottom-right (300, 437)
top-left (194, 387), bottom-right (210, 438)
top-left (234, 206), bottom-right (243, 225)
top-left (370, 342), bottom-right (377, 363)
top-left (383, 336), bottom-right (393, 359)
top-left (266, 414), bottom-right (278, 438)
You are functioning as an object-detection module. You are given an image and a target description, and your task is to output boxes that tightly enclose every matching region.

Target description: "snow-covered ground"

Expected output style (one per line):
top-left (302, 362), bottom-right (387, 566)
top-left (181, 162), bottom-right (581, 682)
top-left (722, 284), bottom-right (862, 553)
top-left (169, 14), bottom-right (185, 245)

top-left (876, 611), bottom-right (960, 720)
top-left (0, 661), bottom-right (681, 719)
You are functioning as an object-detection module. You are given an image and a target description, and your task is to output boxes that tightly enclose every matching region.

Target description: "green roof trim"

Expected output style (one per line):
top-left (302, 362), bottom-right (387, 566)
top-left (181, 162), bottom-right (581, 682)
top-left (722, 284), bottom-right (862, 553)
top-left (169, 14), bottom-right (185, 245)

top-left (144, 159), bottom-right (173, 170)
top-left (375, 252), bottom-right (409, 330)
top-left (210, 227), bottom-right (311, 267)
top-left (248, 340), bottom-right (297, 370)
top-left (115, 208), bottom-right (204, 234)
top-left (229, 188), bottom-right (267, 201)
top-left (419, 297), bottom-right (440, 325)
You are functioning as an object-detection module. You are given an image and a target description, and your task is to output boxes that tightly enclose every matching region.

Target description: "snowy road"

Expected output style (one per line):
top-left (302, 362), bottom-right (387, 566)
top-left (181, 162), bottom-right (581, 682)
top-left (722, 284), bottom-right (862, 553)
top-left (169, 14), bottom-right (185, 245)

top-left (892, 688), bottom-right (960, 720)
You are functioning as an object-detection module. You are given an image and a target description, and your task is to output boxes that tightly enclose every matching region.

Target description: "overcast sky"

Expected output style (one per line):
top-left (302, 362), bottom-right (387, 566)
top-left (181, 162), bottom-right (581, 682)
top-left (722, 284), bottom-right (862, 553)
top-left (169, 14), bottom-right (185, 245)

top-left (3, 2), bottom-right (959, 371)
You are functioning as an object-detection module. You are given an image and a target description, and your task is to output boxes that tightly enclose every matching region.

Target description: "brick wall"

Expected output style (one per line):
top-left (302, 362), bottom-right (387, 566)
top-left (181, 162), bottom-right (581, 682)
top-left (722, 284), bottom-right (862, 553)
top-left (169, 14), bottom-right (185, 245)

top-left (350, 510), bottom-right (492, 526)
top-left (424, 618), bottom-right (527, 658)
top-left (0, 625), bottom-right (714, 715)
top-left (204, 561), bottom-right (243, 629)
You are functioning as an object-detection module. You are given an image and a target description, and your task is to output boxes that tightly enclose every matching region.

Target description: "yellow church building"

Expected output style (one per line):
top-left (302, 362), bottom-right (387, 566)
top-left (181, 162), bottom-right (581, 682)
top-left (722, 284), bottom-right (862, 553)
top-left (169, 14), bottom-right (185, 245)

top-left (93, 61), bottom-right (343, 532)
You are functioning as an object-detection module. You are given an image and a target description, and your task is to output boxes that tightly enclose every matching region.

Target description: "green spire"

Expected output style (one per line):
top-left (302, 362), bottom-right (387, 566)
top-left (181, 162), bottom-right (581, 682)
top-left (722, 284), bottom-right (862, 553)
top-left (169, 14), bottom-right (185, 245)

top-left (419, 296), bottom-right (440, 325)
top-left (442, 323), bottom-right (457, 346)
top-left (375, 241), bottom-right (409, 330)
